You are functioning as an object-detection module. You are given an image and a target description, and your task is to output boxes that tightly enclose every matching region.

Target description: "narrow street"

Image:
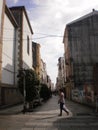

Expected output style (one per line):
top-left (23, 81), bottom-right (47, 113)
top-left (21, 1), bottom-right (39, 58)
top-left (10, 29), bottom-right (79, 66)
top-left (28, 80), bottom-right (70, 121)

top-left (0, 95), bottom-right (98, 130)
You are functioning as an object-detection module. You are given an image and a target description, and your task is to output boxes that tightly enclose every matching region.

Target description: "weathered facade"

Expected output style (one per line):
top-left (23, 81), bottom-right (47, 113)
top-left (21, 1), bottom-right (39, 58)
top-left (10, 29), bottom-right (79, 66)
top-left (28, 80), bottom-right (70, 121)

top-left (32, 41), bottom-right (41, 79)
top-left (63, 10), bottom-right (98, 105)
top-left (40, 59), bottom-right (47, 84)
top-left (47, 75), bottom-right (52, 88)
top-left (32, 43), bottom-right (52, 89)
top-left (56, 57), bottom-right (65, 90)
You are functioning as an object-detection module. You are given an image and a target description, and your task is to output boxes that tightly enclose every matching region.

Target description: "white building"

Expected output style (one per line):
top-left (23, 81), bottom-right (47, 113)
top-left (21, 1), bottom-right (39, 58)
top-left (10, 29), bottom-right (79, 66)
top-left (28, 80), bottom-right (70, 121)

top-left (0, 1), bottom-right (20, 105)
top-left (2, 5), bottom-right (18, 85)
top-left (10, 6), bottom-right (33, 71)
top-left (0, 3), bottom-right (34, 106)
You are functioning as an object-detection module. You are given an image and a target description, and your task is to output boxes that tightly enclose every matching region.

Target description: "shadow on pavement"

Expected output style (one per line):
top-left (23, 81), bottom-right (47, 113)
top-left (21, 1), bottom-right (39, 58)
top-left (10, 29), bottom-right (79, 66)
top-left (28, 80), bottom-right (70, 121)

top-left (0, 111), bottom-right (22, 115)
top-left (53, 116), bottom-right (73, 130)
top-left (53, 114), bottom-right (98, 130)
top-left (36, 115), bottom-right (58, 120)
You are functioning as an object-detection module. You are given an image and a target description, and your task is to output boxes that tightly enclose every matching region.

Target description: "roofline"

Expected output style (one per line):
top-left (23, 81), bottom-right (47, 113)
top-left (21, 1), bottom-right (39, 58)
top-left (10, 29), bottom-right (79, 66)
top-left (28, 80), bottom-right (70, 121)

top-left (32, 41), bottom-right (40, 47)
top-left (67, 9), bottom-right (98, 26)
top-left (9, 6), bottom-right (33, 34)
top-left (5, 5), bottom-right (18, 28)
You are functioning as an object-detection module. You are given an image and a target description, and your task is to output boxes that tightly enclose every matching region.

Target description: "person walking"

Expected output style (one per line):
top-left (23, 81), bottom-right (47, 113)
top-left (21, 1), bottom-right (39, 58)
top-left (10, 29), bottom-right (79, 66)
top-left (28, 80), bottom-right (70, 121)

top-left (58, 88), bottom-right (69, 116)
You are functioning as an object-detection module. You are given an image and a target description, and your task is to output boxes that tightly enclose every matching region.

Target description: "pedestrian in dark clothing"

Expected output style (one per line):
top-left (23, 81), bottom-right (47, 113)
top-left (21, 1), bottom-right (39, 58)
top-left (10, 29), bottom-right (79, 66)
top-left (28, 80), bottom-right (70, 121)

top-left (58, 88), bottom-right (69, 116)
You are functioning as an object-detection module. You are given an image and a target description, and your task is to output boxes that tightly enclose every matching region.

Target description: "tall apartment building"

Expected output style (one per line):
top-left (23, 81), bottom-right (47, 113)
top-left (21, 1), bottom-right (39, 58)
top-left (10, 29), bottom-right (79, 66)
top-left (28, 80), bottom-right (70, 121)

top-left (40, 59), bottom-right (47, 84)
top-left (32, 41), bottom-right (41, 79)
top-left (63, 10), bottom-right (98, 104)
top-left (56, 57), bottom-right (65, 90)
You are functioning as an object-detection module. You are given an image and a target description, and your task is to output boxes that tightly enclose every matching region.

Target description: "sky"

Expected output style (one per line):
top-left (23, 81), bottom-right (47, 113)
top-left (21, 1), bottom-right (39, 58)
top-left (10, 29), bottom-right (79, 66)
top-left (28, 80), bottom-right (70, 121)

top-left (6, 0), bottom-right (98, 85)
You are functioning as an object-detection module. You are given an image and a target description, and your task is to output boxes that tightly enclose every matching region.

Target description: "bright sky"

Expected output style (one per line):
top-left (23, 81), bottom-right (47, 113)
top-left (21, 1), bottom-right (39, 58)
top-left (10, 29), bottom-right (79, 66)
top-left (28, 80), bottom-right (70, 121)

top-left (6, 0), bottom-right (98, 84)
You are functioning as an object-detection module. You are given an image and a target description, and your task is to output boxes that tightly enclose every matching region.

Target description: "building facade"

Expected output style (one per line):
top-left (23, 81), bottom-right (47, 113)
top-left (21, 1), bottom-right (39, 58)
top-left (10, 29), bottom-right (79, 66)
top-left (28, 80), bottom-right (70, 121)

top-left (10, 6), bottom-right (33, 71)
top-left (0, 4), bottom-right (20, 105)
top-left (40, 59), bottom-right (47, 84)
top-left (56, 57), bottom-right (65, 90)
top-left (32, 41), bottom-right (41, 79)
top-left (0, 0), bottom-right (5, 105)
top-left (0, 4), bottom-right (34, 106)
top-left (63, 10), bottom-right (98, 105)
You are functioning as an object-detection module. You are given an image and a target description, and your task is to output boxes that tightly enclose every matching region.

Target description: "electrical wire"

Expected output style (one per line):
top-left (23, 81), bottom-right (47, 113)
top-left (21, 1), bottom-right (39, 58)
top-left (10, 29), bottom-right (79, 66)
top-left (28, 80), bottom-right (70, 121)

top-left (2, 27), bottom-right (64, 40)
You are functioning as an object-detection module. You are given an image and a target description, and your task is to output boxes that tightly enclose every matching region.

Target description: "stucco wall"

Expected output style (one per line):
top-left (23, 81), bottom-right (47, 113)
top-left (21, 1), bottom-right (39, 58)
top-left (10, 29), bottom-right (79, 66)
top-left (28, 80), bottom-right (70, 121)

top-left (2, 13), bottom-right (16, 85)
top-left (22, 12), bottom-right (32, 69)
top-left (0, 0), bottom-right (3, 34)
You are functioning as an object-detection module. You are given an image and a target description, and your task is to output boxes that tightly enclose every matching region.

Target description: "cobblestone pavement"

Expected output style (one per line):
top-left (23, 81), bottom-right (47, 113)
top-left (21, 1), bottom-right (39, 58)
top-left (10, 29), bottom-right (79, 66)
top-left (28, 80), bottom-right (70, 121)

top-left (0, 95), bottom-right (98, 130)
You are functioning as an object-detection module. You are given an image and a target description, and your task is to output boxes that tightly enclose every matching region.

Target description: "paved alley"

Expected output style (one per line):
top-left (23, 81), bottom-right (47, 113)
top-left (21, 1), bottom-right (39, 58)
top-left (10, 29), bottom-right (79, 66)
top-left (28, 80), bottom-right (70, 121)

top-left (0, 95), bottom-right (98, 130)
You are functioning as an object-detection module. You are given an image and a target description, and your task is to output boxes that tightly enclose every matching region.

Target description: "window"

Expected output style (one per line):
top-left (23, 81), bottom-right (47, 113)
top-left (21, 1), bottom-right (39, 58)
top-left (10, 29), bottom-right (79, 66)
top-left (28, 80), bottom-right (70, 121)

top-left (27, 36), bottom-right (30, 55)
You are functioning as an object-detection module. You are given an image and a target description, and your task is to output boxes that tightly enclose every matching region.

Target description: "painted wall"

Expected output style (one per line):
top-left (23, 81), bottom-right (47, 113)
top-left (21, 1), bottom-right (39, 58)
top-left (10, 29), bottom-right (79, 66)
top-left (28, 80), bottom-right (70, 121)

top-left (2, 13), bottom-right (16, 85)
top-left (0, 0), bottom-right (3, 34)
top-left (0, 0), bottom-right (4, 105)
top-left (22, 12), bottom-right (33, 69)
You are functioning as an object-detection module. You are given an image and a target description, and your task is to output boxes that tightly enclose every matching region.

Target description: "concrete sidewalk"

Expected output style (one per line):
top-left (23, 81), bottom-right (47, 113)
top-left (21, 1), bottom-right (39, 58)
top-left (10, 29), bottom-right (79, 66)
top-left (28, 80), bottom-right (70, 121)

top-left (0, 95), bottom-right (94, 115)
top-left (0, 103), bottom-right (23, 115)
top-left (0, 95), bottom-right (59, 115)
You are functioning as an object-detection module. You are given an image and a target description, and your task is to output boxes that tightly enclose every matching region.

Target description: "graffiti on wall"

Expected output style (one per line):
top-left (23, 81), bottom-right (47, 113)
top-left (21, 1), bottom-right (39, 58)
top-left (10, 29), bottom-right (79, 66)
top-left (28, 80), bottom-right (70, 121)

top-left (72, 89), bottom-right (84, 103)
top-left (72, 84), bottom-right (94, 104)
top-left (84, 84), bottom-right (94, 103)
